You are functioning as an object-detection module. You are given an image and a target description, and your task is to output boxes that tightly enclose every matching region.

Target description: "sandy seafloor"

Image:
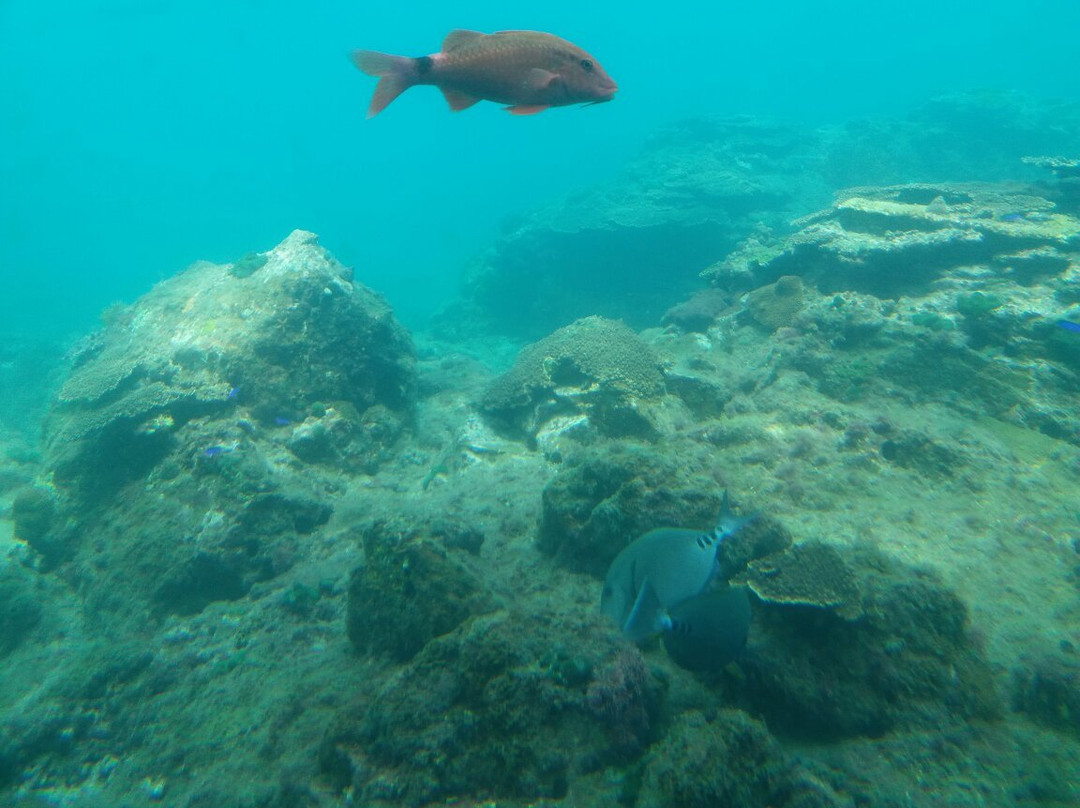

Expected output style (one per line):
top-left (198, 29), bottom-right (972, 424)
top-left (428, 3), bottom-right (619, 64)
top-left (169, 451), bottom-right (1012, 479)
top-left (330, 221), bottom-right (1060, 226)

top-left (2, 99), bottom-right (1080, 808)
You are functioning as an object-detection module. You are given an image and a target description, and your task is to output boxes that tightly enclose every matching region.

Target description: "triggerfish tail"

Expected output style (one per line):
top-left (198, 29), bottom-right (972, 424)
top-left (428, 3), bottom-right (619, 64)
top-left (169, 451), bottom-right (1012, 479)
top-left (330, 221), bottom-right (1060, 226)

top-left (716, 489), bottom-right (757, 540)
top-left (351, 50), bottom-right (418, 118)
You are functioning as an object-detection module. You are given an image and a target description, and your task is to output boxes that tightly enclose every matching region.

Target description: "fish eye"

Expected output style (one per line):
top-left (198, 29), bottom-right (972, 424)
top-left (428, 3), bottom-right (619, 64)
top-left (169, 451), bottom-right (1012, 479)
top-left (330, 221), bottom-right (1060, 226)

top-left (580, 59), bottom-right (593, 72)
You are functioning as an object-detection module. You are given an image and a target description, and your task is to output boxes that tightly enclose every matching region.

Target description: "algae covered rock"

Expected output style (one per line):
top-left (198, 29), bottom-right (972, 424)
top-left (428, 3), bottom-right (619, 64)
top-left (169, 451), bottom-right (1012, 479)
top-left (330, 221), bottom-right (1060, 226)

top-left (26, 231), bottom-right (410, 615)
top-left (661, 287), bottom-right (732, 332)
top-left (1011, 651), bottom-right (1080, 738)
top-left (45, 229), bottom-right (416, 502)
top-left (324, 609), bottom-right (659, 806)
top-left (0, 565), bottom-right (43, 656)
top-left (480, 316), bottom-right (666, 447)
top-left (537, 440), bottom-right (732, 576)
top-left (737, 545), bottom-right (1000, 739)
top-left (346, 518), bottom-right (495, 662)
top-left (635, 709), bottom-right (850, 808)
top-left (151, 491), bottom-right (332, 616)
top-left (10, 486), bottom-right (59, 562)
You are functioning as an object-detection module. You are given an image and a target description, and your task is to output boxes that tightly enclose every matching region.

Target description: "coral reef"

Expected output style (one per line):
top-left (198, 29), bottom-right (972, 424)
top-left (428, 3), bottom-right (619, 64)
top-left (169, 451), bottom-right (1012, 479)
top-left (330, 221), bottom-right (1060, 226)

top-left (705, 182), bottom-right (1080, 296)
top-left (323, 609), bottom-right (658, 806)
top-left (442, 94), bottom-right (1080, 340)
top-left (436, 118), bottom-right (824, 340)
top-left (5, 96), bottom-right (1080, 808)
top-left (480, 316), bottom-right (666, 448)
top-left (742, 541), bottom-right (862, 620)
top-left (692, 182), bottom-right (1080, 445)
top-left (745, 274), bottom-right (805, 330)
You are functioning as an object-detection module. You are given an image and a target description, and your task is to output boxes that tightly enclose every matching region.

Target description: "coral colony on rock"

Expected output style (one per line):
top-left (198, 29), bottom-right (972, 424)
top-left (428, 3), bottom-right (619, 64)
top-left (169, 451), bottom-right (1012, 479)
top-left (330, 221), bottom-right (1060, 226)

top-left (4, 91), bottom-right (1080, 808)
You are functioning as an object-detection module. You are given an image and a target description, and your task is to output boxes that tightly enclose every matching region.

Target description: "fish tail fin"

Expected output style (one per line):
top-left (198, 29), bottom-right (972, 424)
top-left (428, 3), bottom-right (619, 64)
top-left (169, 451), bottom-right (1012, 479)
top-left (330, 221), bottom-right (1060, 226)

top-left (351, 50), bottom-right (416, 118)
top-left (715, 489), bottom-right (757, 540)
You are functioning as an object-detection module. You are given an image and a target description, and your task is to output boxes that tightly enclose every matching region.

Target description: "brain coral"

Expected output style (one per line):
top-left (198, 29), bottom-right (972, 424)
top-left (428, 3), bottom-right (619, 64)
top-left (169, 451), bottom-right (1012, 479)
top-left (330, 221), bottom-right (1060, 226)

top-left (480, 316), bottom-right (665, 442)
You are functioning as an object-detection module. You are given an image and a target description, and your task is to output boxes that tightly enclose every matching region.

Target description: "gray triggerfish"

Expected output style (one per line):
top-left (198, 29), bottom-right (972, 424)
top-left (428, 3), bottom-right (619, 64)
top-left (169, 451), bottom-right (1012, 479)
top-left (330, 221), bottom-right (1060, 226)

top-left (600, 491), bottom-right (754, 670)
top-left (662, 586), bottom-right (751, 672)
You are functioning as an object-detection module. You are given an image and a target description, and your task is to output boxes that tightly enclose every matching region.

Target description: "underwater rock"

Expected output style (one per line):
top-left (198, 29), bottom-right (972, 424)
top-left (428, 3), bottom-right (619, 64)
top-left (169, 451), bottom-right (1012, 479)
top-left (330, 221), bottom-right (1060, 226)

top-left (715, 515), bottom-right (794, 579)
top-left (1011, 651), bottom-right (1080, 738)
top-left (10, 486), bottom-right (59, 562)
top-left (44, 229), bottom-right (416, 503)
top-left (440, 95), bottom-right (1080, 341)
top-left (324, 609), bottom-right (659, 806)
top-left (635, 709), bottom-right (852, 808)
top-left (735, 545), bottom-right (1001, 739)
top-left (151, 491), bottom-right (332, 616)
top-left (1022, 154), bottom-right (1080, 181)
top-left (480, 316), bottom-right (665, 447)
top-left (437, 118), bottom-right (825, 340)
top-left (661, 287), bottom-right (732, 332)
top-left (745, 275), bottom-right (805, 330)
top-left (877, 429), bottom-right (965, 479)
top-left (537, 440), bottom-right (731, 576)
top-left (0, 565), bottom-right (43, 656)
top-left (346, 518), bottom-right (496, 661)
top-left (704, 182), bottom-right (1080, 297)
top-left (20, 231), bottom-right (421, 618)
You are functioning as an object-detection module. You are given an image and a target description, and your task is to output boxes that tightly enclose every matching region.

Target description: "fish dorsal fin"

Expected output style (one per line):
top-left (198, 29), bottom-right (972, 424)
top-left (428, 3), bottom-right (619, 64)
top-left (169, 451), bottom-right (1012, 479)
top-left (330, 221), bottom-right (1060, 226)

top-left (623, 579), bottom-right (667, 642)
top-left (442, 29), bottom-right (485, 52)
top-left (440, 87), bottom-right (481, 111)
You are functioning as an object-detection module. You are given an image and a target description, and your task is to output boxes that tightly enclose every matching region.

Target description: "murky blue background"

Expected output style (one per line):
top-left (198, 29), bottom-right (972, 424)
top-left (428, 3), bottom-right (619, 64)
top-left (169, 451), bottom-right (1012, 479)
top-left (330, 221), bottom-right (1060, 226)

top-left (1, 0), bottom-right (1076, 337)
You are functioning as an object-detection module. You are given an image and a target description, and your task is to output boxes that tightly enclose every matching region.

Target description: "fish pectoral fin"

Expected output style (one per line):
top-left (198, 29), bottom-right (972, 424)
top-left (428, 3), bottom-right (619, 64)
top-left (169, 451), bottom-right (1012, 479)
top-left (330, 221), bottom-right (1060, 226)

top-left (505, 104), bottom-right (550, 116)
top-left (623, 579), bottom-right (666, 642)
top-left (524, 67), bottom-right (560, 91)
top-left (442, 29), bottom-right (485, 52)
top-left (441, 87), bottom-right (481, 111)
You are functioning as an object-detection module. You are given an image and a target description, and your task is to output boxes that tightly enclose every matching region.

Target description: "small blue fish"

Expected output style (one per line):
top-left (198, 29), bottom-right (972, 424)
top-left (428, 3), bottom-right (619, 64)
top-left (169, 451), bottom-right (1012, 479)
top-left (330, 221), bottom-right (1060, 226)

top-left (201, 442), bottom-right (238, 459)
top-left (227, 386), bottom-right (240, 400)
top-left (999, 213), bottom-right (1025, 223)
top-left (1058, 320), bottom-right (1080, 334)
top-left (274, 416), bottom-right (292, 426)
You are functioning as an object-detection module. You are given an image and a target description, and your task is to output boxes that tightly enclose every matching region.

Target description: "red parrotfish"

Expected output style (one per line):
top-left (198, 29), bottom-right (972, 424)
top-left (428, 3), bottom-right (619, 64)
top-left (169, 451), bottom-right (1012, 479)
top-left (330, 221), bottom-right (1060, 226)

top-left (352, 29), bottom-right (618, 118)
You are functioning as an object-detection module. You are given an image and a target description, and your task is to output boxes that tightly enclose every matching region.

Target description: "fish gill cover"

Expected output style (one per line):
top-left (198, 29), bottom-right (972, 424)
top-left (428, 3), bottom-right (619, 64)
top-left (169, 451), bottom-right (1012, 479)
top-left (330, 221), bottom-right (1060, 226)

top-left (2, 2), bottom-right (1080, 808)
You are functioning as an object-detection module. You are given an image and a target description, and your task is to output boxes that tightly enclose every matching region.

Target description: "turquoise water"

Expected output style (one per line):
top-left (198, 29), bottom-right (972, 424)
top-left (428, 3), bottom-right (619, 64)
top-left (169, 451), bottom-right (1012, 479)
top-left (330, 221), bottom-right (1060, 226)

top-left (2, 0), bottom-right (1077, 337)
top-left (3, 5), bottom-right (1080, 806)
